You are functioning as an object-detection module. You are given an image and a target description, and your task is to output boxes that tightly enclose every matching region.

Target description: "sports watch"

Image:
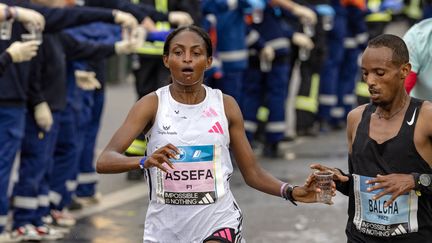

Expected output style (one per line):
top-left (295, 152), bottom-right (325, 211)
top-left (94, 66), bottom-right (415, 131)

top-left (419, 174), bottom-right (432, 187)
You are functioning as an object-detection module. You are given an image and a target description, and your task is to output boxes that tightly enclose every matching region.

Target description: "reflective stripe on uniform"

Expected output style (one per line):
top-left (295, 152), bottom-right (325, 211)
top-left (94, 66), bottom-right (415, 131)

top-left (343, 94), bottom-right (357, 105)
top-left (356, 81), bottom-right (370, 98)
top-left (403, 0), bottom-right (422, 20)
top-left (344, 38), bottom-right (358, 48)
top-left (155, 0), bottom-right (168, 13)
top-left (330, 107), bottom-right (345, 118)
top-left (266, 37), bottom-right (290, 51)
top-left (356, 32), bottom-right (369, 45)
top-left (218, 50), bottom-right (248, 62)
top-left (66, 180), bottom-right (78, 191)
top-left (135, 0), bottom-right (169, 55)
top-left (257, 106), bottom-right (269, 122)
top-left (49, 191), bottom-right (62, 206)
top-left (319, 94), bottom-right (338, 106)
top-left (266, 122), bottom-right (286, 133)
top-left (296, 73), bottom-right (320, 113)
top-left (246, 30), bottom-right (260, 47)
top-left (367, 0), bottom-right (381, 12)
top-left (211, 57), bottom-right (222, 69)
top-left (366, 12), bottom-right (392, 22)
top-left (38, 195), bottom-right (49, 207)
top-left (126, 139), bottom-right (147, 156)
top-left (77, 173), bottom-right (99, 184)
top-left (366, 0), bottom-right (392, 22)
top-left (14, 196), bottom-right (38, 209)
top-left (0, 215), bottom-right (7, 225)
top-left (244, 120), bottom-right (258, 133)
top-left (136, 41), bottom-right (165, 55)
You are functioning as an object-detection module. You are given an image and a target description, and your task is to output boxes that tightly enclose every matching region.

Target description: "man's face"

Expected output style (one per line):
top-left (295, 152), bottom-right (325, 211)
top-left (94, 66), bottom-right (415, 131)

top-left (31, 0), bottom-right (66, 7)
top-left (361, 46), bottom-right (408, 106)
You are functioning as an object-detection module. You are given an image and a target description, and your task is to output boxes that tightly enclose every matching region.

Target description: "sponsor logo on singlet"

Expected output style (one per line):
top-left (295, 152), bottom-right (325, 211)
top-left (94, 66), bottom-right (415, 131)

top-left (156, 145), bottom-right (219, 205)
top-left (157, 124), bottom-right (178, 135)
top-left (353, 174), bottom-right (419, 237)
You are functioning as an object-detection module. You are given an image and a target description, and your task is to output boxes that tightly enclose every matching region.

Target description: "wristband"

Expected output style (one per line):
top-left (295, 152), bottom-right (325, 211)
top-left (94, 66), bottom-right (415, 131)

top-left (139, 156), bottom-right (147, 170)
top-left (281, 183), bottom-right (298, 206)
top-left (280, 183), bottom-right (288, 198)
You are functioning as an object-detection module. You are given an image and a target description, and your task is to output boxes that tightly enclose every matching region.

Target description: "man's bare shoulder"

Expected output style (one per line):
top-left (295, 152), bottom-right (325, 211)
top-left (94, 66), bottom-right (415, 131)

top-left (347, 104), bottom-right (368, 124)
top-left (418, 100), bottom-right (432, 126)
top-left (420, 100), bottom-right (432, 114)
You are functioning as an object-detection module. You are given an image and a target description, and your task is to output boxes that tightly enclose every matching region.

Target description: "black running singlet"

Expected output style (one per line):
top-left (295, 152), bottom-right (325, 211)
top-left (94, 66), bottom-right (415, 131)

top-left (345, 98), bottom-right (432, 243)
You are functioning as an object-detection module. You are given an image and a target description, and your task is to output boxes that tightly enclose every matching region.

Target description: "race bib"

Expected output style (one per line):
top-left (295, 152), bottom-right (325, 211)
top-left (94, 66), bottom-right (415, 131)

top-left (156, 145), bottom-right (222, 205)
top-left (353, 174), bottom-right (419, 237)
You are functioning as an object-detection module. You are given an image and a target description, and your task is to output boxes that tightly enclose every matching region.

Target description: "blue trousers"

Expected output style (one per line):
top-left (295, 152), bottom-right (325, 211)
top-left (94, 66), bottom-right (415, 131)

top-left (319, 13), bottom-right (347, 124)
top-left (0, 107), bottom-right (25, 233)
top-left (75, 89), bottom-right (104, 197)
top-left (13, 112), bottom-right (60, 228)
top-left (242, 62), bottom-right (290, 143)
top-left (49, 104), bottom-right (80, 211)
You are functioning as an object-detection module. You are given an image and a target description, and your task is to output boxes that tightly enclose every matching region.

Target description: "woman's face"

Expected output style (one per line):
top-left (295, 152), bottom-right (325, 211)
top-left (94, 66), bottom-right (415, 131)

top-left (163, 30), bottom-right (212, 86)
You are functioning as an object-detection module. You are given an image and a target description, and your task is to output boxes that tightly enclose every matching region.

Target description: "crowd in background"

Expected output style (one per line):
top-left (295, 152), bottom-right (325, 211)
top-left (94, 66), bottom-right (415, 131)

top-left (0, 0), bottom-right (430, 242)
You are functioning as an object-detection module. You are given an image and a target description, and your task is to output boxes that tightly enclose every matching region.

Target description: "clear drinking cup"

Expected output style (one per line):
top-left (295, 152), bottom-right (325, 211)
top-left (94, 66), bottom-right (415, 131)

top-left (314, 170), bottom-right (334, 204)
top-left (0, 20), bottom-right (14, 40)
top-left (21, 24), bottom-right (42, 43)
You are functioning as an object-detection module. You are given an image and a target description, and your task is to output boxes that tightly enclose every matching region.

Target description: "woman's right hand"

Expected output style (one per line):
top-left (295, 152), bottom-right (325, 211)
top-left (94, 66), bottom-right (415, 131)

top-left (310, 163), bottom-right (349, 182)
top-left (144, 143), bottom-right (179, 173)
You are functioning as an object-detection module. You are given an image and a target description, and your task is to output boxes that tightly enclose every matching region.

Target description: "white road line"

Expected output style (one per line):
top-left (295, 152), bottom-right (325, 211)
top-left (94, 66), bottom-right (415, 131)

top-left (71, 183), bottom-right (149, 219)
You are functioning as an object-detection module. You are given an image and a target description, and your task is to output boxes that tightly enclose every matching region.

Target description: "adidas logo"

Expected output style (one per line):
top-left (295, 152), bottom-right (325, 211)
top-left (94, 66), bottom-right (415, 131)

top-left (208, 121), bottom-right (224, 134)
top-left (198, 193), bottom-right (215, 204)
top-left (391, 224), bottom-right (407, 236)
top-left (202, 107), bottom-right (218, 117)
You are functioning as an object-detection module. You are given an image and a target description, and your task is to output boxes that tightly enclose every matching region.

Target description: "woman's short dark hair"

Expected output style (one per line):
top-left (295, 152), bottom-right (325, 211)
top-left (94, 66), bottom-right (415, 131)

top-left (367, 34), bottom-right (409, 66)
top-left (163, 25), bottom-right (213, 57)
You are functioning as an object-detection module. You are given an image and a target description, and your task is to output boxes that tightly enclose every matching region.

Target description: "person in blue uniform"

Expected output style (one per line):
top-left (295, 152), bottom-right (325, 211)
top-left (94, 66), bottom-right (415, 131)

top-left (0, 1), bottom-right (136, 239)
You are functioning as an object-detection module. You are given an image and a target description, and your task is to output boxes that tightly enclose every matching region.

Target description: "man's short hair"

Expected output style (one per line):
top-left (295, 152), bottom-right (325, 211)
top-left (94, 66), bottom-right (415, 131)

top-left (367, 34), bottom-right (409, 66)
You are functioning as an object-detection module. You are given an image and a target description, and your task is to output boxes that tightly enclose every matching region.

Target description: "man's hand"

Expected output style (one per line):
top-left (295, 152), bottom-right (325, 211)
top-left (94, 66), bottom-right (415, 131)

top-left (168, 11), bottom-right (193, 26)
top-left (292, 32), bottom-right (314, 50)
top-left (366, 174), bottom-right (415, 207)
top-left (113, 10), bottom-right (138, 28)
top-left (310, 163), bottom-right (349, 182)
top-left (6, 41), bottom-right (40, 63)
top-left (75, 70), bottom-right (101, 90)
top-left (292, 4), bottom-right (317, 25)
top-left (13, 6), bottom-right (45, 30)
top-left (34, 102), bottom-right (53, 132)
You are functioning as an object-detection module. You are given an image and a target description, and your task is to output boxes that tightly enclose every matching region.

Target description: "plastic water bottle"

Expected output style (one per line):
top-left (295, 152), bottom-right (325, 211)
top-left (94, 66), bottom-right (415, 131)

top-left (131, 54), bottom-right (141, 70)
top-left (303, 22), bottom-right (315, 38)
top-left (298, 22), bottom-right (315, 61)
top-left (252, 9), bottom-right (264, 24)
top-left (322, 15), bottom-right (334, 31)
top-left (298, 48), bottom-right (310, 61)
top-left (0, 20), bottom-right (13, 40)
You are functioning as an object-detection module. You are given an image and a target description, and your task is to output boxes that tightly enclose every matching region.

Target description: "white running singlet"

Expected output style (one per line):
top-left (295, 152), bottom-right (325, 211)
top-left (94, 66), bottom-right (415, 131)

top-left (143, 85), bottom-right (244, 243)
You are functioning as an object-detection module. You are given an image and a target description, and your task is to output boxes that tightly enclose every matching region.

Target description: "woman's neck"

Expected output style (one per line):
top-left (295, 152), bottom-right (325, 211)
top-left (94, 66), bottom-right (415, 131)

top-left (169, 83), bottom-right (205, 105)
